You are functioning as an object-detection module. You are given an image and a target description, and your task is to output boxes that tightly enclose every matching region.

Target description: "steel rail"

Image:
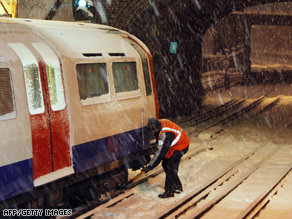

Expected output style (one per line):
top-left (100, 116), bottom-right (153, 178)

top-left (237, 163), bottom-right (292, 219)
top-left (188, 146), bottom-right (281, 219)
top-left (189, 96), bottom-right (262, 135)
top-left (178, 98), bottom-right (240, 125)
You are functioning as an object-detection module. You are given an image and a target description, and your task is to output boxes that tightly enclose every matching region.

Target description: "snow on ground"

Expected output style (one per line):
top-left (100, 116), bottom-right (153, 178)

top-left (79, 84), bottom-right (292, 219)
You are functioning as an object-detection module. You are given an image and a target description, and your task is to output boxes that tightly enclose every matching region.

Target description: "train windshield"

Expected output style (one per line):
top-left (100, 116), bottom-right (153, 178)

top-left (76, 63), bottom-right (109, 100)
top-left (112, 62), bottom-right (138, 93)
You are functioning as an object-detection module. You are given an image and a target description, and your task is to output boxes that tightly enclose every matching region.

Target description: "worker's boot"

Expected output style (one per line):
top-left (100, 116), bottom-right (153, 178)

top-left (175, 186), bottom-right (183, 194)
top-left (158, 191), bottom-right (174, 198)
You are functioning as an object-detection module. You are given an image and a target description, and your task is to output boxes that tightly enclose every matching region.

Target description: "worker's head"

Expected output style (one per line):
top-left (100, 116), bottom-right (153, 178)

top-left (147, 118), bottom-right (161, 133)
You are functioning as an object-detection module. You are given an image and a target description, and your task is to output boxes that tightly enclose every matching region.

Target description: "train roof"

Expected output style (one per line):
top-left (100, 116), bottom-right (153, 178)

top-left (0, 17), bottom-right (125, 32)
top-left (0, 17), bottom-right (141, 59)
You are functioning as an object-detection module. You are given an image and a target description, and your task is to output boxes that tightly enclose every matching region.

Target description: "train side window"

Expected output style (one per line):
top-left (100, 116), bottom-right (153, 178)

top-left (112, 62), bottom-right (139, 93)
top-left (23, 64), bottom-right (44, 113)
top-left (76, 63), bottom-right (110, 105)
top-left (46, 65), bottom-right (65, 110)
top-left (9, 43), bottom-right (45, 115)
top-left (124, 38), bottom-right (152, 96)
top-left (0, 68), bottom-right (16, 120)
top-left (32, 43), bottom-right (66, 111)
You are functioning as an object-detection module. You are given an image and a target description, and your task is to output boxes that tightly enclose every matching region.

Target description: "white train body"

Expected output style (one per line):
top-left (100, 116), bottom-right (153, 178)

top-left (0, 18), bottom-right (158, 203)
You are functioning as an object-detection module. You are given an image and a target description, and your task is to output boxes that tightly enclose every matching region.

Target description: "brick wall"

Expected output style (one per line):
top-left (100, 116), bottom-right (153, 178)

top-left (18, 0), bottom-right (74, 21)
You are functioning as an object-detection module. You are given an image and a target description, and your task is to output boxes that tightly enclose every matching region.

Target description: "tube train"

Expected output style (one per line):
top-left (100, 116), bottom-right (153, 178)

top-left (0, 17), bottom-right (159, 209)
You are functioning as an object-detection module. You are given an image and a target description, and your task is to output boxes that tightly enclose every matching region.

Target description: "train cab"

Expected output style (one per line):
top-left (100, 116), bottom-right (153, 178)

top-left (0, 18), bottom-right (158, 207)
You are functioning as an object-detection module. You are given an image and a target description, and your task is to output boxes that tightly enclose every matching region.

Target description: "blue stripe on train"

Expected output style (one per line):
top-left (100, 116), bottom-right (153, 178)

top-left (0, 159), bottom-right (33, 201)
top-left (72, 127), bottom-right (152, 173)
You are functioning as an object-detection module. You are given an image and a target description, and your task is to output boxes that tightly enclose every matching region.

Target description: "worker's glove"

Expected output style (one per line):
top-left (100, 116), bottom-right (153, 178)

top-left (142, 166), bottom-right (151, 173)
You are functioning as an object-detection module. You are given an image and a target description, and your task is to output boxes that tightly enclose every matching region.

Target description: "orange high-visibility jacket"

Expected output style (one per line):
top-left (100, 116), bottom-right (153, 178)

top-left (158, 119), bottom-right (190, 159)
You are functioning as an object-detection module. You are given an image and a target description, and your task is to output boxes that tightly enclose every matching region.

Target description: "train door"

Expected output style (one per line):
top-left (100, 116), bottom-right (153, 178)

top-left (31, 42), bottom-right (73, 184)
top-left (7, 34), bottom-right (73, 186)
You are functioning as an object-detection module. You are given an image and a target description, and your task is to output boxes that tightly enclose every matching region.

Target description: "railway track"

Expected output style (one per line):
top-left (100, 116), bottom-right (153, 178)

top-left (65, 91), bottom-right (283, 219)
top-left (184, 89), bottom-right (277, 135)
top-left (62, 145), bottom-right (214, 219)
top-left (179, 98), bottom-right (243, 126)
top-left (156, 122), bottom-right (292, 219)
top-left (85, 134), bottom-right (291, 219)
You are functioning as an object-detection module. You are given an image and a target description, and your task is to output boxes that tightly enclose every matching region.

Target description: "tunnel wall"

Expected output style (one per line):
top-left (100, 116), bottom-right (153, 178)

top-left (101, 0), bottom-right (292, 118)
top-left (18, 0), bottom-right (73, 21)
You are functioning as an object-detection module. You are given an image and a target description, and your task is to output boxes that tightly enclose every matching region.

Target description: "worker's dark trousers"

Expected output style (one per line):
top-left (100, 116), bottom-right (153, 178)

top-left (162, 146), bottom-right (189, 193)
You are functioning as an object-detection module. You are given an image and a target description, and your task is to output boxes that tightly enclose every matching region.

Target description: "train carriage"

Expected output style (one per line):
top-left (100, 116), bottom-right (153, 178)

top-left (0, 17), bottom-right (158, 209)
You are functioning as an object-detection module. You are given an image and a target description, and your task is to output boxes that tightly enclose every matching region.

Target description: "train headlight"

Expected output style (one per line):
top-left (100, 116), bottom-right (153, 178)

top-left (77, 0), bottom-right (93, 8)
top-left (78, 0), bottom-right (87, 7)
top-left (74, 0), bottom-right (96, 23)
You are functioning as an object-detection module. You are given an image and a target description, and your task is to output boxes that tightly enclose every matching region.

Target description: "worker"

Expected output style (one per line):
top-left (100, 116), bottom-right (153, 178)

top-left (143, 118), bottom-right (190, 198)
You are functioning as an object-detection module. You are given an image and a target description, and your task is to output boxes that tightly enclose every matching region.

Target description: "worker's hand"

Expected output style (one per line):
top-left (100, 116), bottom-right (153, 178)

top-left (142, 166), bottom-right (150, 173)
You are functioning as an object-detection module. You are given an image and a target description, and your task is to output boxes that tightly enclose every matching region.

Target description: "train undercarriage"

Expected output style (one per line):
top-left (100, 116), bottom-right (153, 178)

top-left (0, 146), bottom-right (156, 212)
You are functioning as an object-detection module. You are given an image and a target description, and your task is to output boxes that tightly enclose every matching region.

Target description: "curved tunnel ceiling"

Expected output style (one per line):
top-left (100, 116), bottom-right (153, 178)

top-left (95, 0), bottom-right (292, 118)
